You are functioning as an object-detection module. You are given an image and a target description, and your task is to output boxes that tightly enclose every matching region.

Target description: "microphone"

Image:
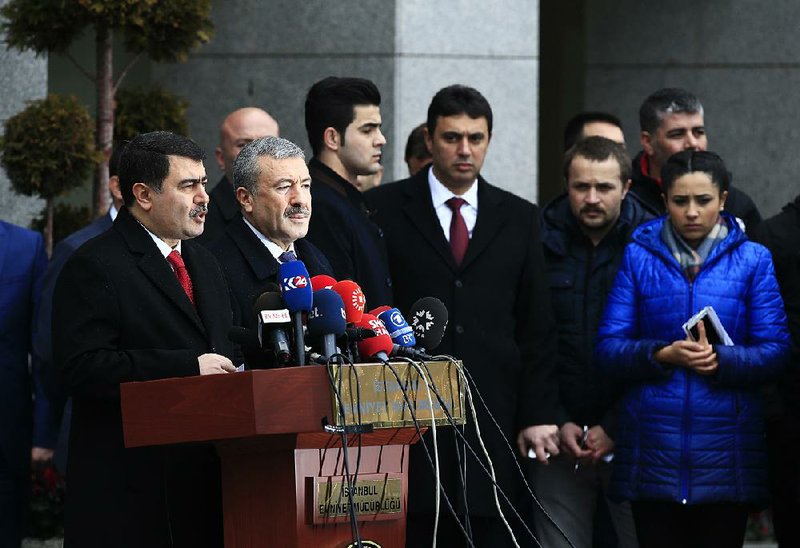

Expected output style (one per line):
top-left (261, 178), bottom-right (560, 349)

top-left (408, 297), bottom-right (448, 351)
top-left (331, 280), bottom-right (366, 324)
top-left (355, 314), bottom-right (393, 361)
top-left (340, 327), bottom-right (377, 342)
top-left (311, 274), bottom-right (338, 291)
top-left (307, 289), bottom-right (347, 362)
top-left (369, 305), bottom-right (392, 316)
top-left (252, 292), bottom-right (292, 367)
top-left (278, 260), bottom-right (313, 365)
top-left (377, 307), bottom-right (417, 348)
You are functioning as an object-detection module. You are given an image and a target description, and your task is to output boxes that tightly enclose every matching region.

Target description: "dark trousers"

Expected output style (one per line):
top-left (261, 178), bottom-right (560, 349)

top-left (0, 453), bottom-right (27, 548)
top-left (767, 416), bottom-right (800, 547)
top-left (631, 500), bottom-right (748, 548)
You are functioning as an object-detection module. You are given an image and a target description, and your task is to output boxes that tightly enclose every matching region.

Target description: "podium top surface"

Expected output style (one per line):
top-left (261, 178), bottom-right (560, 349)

top-left (121, 367), bottom-right (332, 447)
top-left (121, 361), bottom-right (462, 448)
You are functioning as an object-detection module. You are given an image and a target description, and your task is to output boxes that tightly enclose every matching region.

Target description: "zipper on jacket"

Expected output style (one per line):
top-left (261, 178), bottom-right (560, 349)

top-left (680, 280), bottom-right (694, 504)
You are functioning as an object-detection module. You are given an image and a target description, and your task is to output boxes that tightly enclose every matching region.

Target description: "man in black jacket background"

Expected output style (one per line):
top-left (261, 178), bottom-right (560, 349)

top-left (753, 200), bottom-right (800, 547)
top-left (535, 136), bottom-right (646, 548)
top-left (303, 77), bottom-right (392, 307)
top-left (631, 88), bottom-right (761, 234)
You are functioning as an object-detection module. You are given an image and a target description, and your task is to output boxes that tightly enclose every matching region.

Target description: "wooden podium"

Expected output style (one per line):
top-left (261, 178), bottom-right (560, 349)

top-left (120, 361), bottom-right (464, 548)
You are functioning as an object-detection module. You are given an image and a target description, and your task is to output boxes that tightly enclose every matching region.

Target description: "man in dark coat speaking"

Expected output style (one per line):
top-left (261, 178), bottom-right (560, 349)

top-left (53, 131), bottom-right (236, 547)
top-left (209, 135), bottom-right (333, 355)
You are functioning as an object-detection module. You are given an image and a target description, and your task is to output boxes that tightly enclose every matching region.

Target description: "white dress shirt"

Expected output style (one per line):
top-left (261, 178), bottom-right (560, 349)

top-left (427, 169), bottom-right (479, 242)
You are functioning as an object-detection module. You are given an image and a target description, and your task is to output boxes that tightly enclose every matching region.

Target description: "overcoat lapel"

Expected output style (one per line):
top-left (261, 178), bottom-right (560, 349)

top-left (227, 217), bottom-right (279, 282)
top-left (115, 207), bottom-right (206, 334)
top-left (401, 174), bottom-right (459, 271)
top-left (460, 179), bottom-right (508, 270)
top-left (400, 173), bottom-right (509, 272)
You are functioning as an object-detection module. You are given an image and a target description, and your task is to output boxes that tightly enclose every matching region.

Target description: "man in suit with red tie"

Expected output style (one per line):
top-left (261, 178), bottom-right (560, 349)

top-left (53, 131), bottom-right (235, 547)
top-left (366, 85), bottom-right (559, 546)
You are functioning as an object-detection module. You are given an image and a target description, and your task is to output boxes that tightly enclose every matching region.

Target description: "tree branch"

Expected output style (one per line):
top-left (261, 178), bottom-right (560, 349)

top-left (112, 52), bottom-right (142, 94)
top-left (64, 52), bottom-right (95, 82)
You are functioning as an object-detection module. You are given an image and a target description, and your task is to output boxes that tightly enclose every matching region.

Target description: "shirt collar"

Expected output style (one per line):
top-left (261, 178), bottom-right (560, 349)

top-left (242, 216), bottom-right (296, 261)
top-left (427, 168), bottom-right (478, 209)
top-left (138, 221), bottom-right (181, 258)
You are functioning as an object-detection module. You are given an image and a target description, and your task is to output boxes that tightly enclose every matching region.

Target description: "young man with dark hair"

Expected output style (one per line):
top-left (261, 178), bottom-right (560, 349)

top-left (563, 111), bottom-right (625, 151)
top-left (367, 84), bottom-right (559, 546)
top-left (404, 122), bottom-right (432, 176)
top-left (304, 76), bottom-right (392, 307)
top-left (535, 136), bottom-right (648, 548)
top-left (53, 131), bottom-right (235, 547)
top-left (631, 87), bottom-right (761, 234)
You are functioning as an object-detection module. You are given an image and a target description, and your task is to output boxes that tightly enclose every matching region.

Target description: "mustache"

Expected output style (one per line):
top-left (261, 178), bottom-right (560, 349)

top-left (284, 206), bottom-right (310, 218)
top-left (189, 203), bottom-right (209, 218)
top-left (580, 205), bottom-right (605, 214)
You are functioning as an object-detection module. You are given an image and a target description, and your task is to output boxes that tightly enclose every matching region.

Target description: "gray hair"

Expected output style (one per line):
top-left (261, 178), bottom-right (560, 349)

top-left (233, 135), bottom-right (305, 194)
top-left (639, 88), bottom-right (704, 134)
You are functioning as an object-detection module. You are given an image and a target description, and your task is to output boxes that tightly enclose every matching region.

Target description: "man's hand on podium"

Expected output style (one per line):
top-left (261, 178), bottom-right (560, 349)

top-left (198, 353), bottom-right (236, 375)
top-left (517, 424), bottom-right (559, 463)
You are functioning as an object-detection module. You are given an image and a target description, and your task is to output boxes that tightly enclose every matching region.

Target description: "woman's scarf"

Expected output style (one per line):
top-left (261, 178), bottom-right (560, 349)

top-left (661, 216), bottom-right (728, 281)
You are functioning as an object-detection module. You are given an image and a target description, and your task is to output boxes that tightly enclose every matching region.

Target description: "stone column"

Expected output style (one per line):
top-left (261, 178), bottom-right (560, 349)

top-left (152, 0), bottom-right (540, 202)
top-left (0, 0), bottom-right (47, 226)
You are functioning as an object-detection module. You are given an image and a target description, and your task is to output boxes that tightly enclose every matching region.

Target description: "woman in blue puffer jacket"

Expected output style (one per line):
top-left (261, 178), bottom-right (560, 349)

top-left (594, 150), bottom-right (789, 548)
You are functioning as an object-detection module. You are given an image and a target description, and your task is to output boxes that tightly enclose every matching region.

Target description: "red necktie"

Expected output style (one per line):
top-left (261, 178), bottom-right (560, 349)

top-left (167, 250), bottom-right (195, 305)
top-left (446, 197), bottom-right (469, 266)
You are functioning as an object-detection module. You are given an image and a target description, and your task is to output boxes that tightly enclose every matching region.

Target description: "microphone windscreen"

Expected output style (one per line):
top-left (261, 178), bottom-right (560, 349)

top-left (369, 305), bottom-right (392, 316)
top-left (311, 274), bottom-right (338, 291)
top-left (278, 260), bottom-right (313, 312)
top-left (252, 291), bottom-right (287, 319)
top-left (331, 280), bottom-right (366, 324)
top-left (307, 289), bottom-right (347, 337)
top-left (377, 307), bottom-right (417, 348)
top-left (408, 297), bottom-right (448, 350)
top-left (356, 314), bottom-right (393, 358)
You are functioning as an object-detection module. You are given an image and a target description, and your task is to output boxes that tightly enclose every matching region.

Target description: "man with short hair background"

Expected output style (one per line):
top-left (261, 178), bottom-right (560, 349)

top-left (404, 122), bottom-right (432, 176)
top-left (367, 84), bottom-right (558, 546)
top-left (53, 131), bottom-right (235, 547)
top-left (631, 87), bottom-right (761, 233)
top-left (535, 136), bottom-right (647, 548)
top-left (209, 135), bottom-right (332, 361)
top-left (563, 111), bottom-right (626, 151)
top-left (197, 107), bottom-right (280, 245)
top-left (33, 144), bottom-right (126, 475)
top-left (304, 76), bottom-right (392, 307)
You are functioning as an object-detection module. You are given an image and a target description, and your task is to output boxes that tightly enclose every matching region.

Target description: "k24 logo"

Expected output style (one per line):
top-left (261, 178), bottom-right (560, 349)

top-left (282, 275), bottom-right (309, 290)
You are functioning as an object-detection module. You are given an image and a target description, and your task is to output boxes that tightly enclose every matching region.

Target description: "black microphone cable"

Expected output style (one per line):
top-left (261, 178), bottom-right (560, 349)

top-left (404, 357), bottom-right (535, 548)
top-left (430, 354), bottom-right (576, 548)
top-left (324, 353), bottom-right (363, 547)
top-left (379, 358), bottom-right (476, 548)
